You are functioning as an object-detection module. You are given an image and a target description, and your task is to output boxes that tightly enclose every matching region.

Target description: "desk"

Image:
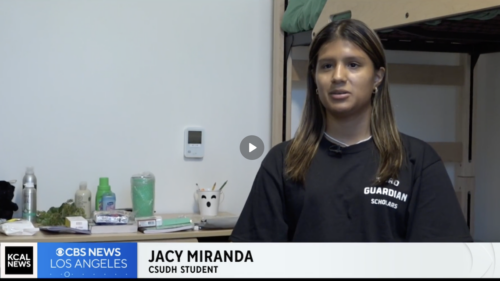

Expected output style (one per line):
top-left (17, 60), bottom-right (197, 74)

top-left (0, 212), bottom-right (234, 243)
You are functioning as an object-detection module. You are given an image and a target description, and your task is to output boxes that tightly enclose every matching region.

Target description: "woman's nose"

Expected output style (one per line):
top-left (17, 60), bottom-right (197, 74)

top-left (332, 65), bottom-right (347, 83)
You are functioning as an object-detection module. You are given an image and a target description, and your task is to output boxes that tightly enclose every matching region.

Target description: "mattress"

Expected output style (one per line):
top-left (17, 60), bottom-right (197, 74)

top-left (281, 0), bottom-right (500, 34)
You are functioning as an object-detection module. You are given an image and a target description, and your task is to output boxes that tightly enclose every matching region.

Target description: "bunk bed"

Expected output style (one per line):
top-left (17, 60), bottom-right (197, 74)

top-left (271, 0), bottom-right (500, 238)
top-left (283, 0), bottom-right (500, 57)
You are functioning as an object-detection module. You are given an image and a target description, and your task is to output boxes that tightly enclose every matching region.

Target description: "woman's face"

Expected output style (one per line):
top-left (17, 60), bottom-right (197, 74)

top-left (314, 39), bottom-right (385, 118)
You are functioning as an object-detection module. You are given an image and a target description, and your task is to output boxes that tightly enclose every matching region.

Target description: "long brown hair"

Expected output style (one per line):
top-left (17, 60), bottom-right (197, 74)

top-left (285, 19), bottom-right (404, 185)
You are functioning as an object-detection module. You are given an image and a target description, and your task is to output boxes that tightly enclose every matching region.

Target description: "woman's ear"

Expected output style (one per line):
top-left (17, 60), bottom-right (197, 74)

top-left (374, 67), bottom-right (386, 87)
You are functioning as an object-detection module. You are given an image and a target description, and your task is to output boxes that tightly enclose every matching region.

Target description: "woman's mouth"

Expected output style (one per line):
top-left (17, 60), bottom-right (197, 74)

top-left (329, 90), bottom-right (351, 100)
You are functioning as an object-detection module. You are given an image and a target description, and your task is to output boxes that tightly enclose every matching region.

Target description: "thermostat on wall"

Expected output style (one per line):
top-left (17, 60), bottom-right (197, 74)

top-left (184, 128), bottom-right (204, 158)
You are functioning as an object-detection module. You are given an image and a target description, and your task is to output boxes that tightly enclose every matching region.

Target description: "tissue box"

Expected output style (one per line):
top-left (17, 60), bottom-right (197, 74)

top-left (65, 216), bottom-right (88, 230)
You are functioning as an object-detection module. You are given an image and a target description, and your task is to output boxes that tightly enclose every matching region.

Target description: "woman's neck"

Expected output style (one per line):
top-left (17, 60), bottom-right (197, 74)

top-left (324, 109), bottom-right (372, 146)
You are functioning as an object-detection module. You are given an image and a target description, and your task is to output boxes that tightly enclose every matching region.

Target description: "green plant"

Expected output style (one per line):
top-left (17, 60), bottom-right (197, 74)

top-left (36, 199), bottom-right (86, 226)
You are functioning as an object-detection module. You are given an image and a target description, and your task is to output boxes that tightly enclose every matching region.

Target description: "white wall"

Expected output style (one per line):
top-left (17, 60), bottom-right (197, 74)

top-left (0, 0), bottom-right (273, 217)
top-left (474, 52), bottom-right (500, 242)
top-left (291, 48), bottom-right (460, 188)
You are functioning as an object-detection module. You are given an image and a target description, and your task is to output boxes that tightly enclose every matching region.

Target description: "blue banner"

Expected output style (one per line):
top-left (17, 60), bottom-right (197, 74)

top-left (37, 242), bottom-right (137, 278)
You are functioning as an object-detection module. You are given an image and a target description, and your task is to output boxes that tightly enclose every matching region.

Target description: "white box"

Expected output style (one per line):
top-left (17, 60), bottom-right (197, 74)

top-left (65, 216), bottom-right (88, 230)
top-left (135, 215), bottom-right (162, 228)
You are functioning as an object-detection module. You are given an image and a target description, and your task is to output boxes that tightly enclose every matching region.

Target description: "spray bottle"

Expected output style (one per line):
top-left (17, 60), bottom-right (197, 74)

top-left (22, 167), bottom-right (37, 189)
top-left (22, 182), bottom-right (37, 223)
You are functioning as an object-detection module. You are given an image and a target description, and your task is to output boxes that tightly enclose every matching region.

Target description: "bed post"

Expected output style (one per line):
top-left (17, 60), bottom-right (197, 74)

top-left (285, 54), bottom-right (292, 141)
top-left (272, 0), bottom-right (286, 147)
top-left (455, 53), bottom-right (478, 238)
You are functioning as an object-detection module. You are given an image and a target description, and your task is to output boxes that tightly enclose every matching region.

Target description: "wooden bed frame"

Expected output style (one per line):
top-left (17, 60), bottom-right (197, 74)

top-left (272, 0), bottom-right (500, 237)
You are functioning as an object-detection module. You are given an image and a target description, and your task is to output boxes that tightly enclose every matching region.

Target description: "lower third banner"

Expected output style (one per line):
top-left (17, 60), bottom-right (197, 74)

top-left (37, 242), bottom-right (137, 278)
top-left (5, 242), bottom-right (500, 277)
top-left (137, 243), bottom-right (499, 278)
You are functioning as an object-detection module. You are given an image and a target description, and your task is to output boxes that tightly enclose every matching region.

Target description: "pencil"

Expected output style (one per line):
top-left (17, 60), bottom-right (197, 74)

top-left (219, 180), bottom-right (228, 191)
top-left (212, 182), bottom-right (216, 191)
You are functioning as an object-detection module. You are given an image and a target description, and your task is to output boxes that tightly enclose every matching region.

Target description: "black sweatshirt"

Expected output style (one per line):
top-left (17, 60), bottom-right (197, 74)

top-left (230, 133), bottom-right (473, 242)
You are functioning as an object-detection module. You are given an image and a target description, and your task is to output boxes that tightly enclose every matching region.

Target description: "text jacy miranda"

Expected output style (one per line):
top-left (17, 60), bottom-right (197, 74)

top-left (149, 250), bottom-right (254, 263)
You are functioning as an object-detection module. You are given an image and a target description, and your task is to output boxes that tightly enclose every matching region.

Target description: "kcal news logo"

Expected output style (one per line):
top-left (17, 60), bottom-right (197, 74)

top-left (1, 243), bottom-right (38, 278)
top-left (5, 246), bottom-right (33, 274)
top-left (37, 242), bottom-right (137, 278)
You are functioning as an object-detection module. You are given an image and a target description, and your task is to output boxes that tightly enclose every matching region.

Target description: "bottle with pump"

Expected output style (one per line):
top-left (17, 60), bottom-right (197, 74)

top-left (22, 167), bottom-right (37, 189)
top-left (75, 182), bottom-right (92, 219)
top-left (22, 182), bottom-right (37, 223)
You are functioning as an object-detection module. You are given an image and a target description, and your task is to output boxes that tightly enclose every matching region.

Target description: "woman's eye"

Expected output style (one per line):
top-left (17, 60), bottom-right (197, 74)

top-left (322, 63), bottom-right (333, 69)
top-left (348, 62), bottom-right (360, 68)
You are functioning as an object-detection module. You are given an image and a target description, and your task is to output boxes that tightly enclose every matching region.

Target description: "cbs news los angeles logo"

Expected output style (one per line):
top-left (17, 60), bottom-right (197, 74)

top-left (1, 243), bottom-right (38, 278)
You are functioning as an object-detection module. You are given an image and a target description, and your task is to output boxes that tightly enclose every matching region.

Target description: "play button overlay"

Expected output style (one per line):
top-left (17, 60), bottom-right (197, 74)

top-left (240, 135), bottom-right (264, 160)
top-left (249, 143), bottom-right (257, 153)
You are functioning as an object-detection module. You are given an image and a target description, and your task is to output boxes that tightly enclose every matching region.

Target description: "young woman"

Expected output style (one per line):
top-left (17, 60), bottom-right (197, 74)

top-left (230, 19), bottom-right (473, 242)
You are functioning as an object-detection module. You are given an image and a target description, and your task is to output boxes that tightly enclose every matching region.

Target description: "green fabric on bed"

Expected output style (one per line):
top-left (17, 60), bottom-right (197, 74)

top-left (281, 0), bottom-right (327, 34)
